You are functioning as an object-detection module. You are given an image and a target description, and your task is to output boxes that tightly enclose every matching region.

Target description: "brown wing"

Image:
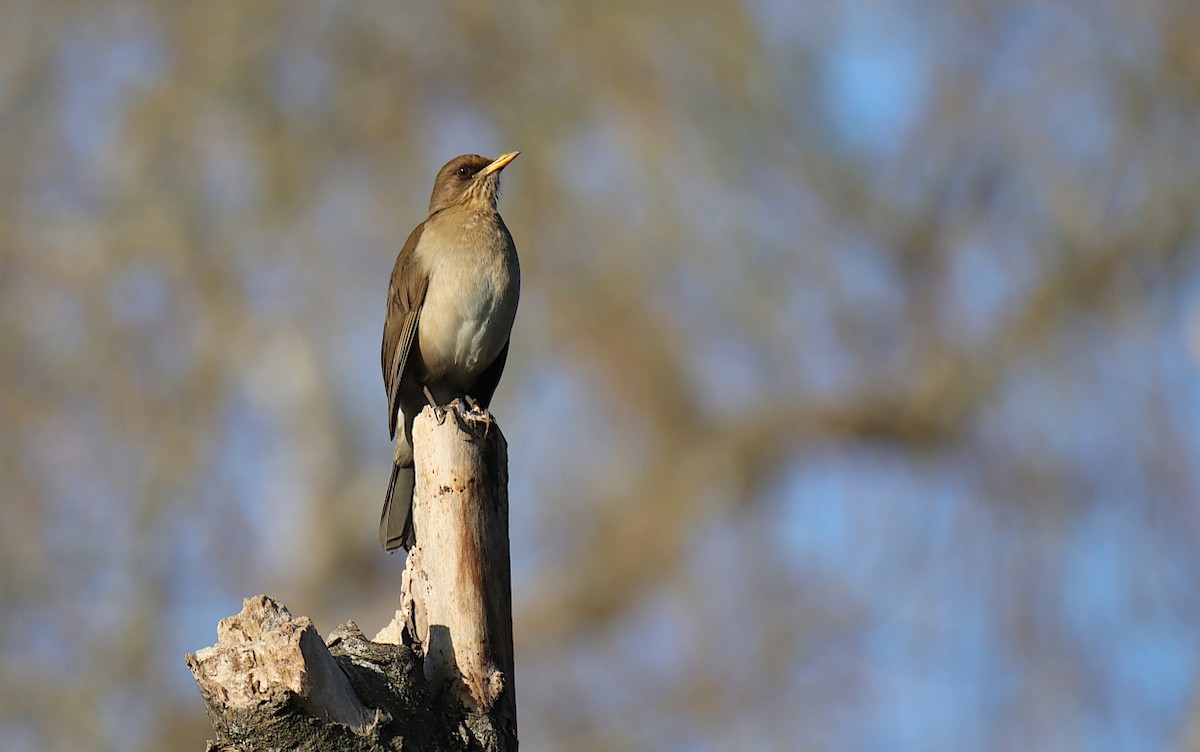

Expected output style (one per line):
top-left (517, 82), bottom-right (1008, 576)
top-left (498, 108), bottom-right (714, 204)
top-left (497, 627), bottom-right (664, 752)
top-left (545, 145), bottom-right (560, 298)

top-left (382, 221), bottom-right (430, 439)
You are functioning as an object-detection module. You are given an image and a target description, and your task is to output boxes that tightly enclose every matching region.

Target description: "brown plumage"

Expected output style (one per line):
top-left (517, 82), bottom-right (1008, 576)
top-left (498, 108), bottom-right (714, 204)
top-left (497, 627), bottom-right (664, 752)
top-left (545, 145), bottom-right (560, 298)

top-left (380, 152), bottom-right (521, 551)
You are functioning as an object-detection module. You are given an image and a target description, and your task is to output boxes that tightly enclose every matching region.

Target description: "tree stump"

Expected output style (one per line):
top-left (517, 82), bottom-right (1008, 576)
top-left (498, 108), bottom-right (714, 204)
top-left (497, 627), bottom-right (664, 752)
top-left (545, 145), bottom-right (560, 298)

top-left (379, 402), bottom-right (517, 748)
top-left (187, 403), bottom-right (517, 751)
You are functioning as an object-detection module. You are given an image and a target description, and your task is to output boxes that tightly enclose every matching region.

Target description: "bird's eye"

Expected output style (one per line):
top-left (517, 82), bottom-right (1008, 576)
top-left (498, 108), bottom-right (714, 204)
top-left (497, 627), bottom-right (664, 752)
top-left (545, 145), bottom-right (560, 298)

top-left (457, 166), bottom-right (472, 178)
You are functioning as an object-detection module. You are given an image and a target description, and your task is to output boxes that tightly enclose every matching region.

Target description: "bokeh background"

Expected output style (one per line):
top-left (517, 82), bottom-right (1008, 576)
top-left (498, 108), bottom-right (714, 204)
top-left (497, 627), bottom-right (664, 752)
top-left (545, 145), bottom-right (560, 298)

top-left (2, 1), bottom-right (1200, 750)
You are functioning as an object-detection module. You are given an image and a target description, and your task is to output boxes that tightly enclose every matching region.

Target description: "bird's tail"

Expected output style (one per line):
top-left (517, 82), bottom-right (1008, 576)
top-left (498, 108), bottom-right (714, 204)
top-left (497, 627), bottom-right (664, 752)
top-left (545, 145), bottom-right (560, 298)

top-left (380, 462), bottom-right (416, 552)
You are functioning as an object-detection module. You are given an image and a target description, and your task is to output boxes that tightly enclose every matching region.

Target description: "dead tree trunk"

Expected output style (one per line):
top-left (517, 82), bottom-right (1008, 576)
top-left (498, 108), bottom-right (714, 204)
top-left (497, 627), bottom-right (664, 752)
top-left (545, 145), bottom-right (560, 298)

top-left (389, 402), bottom-right (516, 741)
top-left (187, 403), bottom-right (517, 751)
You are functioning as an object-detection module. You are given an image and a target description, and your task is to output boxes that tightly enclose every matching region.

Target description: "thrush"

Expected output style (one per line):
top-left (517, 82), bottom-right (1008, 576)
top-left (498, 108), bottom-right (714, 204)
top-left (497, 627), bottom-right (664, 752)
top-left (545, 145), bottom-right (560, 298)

top-left (380, 151), bottom-right (521, 552)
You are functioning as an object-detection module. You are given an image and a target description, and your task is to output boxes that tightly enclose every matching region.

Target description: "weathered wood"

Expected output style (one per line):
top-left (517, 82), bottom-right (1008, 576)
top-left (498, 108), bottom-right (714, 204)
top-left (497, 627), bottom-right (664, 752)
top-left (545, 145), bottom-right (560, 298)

top-left (187, 595), bottom-right (378, 733)
top-left (188, 403), bottom-right (518, 751)
top-left (377, 402), bottom-right (517, 749)
top-left (188, 593), bottom-right (500, 751)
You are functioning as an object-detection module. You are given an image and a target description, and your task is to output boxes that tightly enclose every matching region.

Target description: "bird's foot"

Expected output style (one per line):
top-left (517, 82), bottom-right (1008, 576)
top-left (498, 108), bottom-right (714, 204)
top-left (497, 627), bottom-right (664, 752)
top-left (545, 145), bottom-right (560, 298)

top-left (461, 396), bottom-right (493, 437)
top-left (423, 386), bottom-right (447, 425)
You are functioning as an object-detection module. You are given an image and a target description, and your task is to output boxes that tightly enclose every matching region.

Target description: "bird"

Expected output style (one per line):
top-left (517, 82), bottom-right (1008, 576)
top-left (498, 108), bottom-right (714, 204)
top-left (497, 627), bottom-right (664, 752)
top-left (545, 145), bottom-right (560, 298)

top-left (379, 151), bottom-right (521, 552)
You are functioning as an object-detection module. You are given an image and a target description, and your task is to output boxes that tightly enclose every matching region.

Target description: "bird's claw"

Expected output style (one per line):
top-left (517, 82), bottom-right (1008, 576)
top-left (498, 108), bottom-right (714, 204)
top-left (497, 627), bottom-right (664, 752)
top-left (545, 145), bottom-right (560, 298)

top-left (423, 386), bottom-right (447, 425)
top-left (460, 396), bottom-right (493, 437)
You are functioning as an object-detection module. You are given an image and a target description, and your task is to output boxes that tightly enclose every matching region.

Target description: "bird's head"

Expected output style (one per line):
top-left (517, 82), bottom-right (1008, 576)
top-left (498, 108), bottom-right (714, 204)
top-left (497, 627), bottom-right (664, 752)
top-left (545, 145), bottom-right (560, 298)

top-left (428, 151), bottom-right (520, 214)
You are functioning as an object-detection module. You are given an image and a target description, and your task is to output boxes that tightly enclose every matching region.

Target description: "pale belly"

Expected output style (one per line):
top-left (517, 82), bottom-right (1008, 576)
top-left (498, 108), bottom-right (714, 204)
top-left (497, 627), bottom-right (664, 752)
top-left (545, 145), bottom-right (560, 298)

top-left (415, 227), bottom-right (519, 388)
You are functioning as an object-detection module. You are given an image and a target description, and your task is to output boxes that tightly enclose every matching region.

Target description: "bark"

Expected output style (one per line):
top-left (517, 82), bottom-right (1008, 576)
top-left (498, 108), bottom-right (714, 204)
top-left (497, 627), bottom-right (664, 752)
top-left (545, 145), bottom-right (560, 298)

top-left (187, 403), bottom-right (516, 751)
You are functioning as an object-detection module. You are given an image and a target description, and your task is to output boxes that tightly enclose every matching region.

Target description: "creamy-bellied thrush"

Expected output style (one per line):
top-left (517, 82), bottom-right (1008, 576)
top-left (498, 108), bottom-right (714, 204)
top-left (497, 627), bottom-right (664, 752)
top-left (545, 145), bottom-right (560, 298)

top-left (380, 151), bottom-right (521, 551)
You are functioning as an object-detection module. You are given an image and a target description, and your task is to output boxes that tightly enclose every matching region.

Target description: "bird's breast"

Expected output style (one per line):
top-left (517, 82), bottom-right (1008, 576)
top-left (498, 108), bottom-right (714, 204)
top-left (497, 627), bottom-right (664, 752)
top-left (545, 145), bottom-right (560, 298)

top-left (415, 213), bottom-right (519, 385)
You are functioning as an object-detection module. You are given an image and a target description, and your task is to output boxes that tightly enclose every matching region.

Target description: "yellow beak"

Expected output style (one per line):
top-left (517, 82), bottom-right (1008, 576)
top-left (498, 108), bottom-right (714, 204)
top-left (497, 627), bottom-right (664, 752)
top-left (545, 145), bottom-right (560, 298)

top-left (479, 151), bottom-right (520, 177)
